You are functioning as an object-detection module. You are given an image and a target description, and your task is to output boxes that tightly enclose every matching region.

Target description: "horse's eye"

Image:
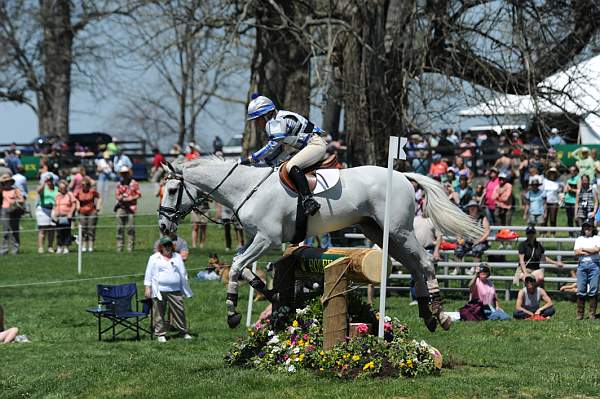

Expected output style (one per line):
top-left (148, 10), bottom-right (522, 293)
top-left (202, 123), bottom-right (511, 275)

top-left (168, 188), bottom-right (177, 195)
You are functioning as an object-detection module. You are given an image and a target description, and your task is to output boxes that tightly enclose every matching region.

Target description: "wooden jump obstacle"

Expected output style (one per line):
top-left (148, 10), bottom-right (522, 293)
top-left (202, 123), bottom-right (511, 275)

top-left (272, 246), bottom-right (391, 349)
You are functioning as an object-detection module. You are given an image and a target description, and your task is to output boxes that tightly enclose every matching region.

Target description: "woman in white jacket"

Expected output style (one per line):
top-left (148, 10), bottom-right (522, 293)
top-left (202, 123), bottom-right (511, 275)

top-left (144, 235), bottom-right (193, 342)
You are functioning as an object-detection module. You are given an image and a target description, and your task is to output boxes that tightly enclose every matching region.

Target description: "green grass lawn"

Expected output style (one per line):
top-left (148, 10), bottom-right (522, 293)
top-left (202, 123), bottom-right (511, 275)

top-left (1, 215), bottom-right (600, 399)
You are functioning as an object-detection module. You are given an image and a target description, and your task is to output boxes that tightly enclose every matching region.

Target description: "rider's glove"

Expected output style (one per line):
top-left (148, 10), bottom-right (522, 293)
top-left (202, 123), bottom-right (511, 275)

top-left (239, 156), bottom-right (252, 165)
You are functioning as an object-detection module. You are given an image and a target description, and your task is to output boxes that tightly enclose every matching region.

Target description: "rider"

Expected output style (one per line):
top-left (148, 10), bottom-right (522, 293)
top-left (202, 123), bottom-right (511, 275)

top-left (241, 94), bottom-right (328, 216)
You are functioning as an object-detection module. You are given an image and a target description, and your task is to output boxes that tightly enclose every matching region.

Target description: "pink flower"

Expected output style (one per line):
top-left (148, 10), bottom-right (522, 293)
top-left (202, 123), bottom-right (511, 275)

top-left (255, 321), bottom-right (263, 329)
top-left (384, 322), bottom-right (392, 332)
top-left (303, 334), bottom-right (309, 340)
top-left (356, 323), bottom-right (369, 334)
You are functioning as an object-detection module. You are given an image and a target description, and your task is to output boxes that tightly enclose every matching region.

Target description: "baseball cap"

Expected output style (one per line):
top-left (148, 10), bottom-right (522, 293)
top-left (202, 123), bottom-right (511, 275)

top-left (159, 236), bottom-right (173, 246)
top-left (524, 275), bottom-right (536, 284)
top-left (525, 225), bottom-right (536, 235)
top-left (479, 263), bottom-right (491, 274)
top-left (551, 128), bottom-right (559, 134)
top-left (465, 200), bottom-right (479, 208)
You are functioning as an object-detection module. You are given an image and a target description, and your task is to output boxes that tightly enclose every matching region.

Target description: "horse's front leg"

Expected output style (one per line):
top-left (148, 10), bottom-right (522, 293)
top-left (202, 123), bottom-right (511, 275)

top-left (226, 231), bottom-right (273, 328)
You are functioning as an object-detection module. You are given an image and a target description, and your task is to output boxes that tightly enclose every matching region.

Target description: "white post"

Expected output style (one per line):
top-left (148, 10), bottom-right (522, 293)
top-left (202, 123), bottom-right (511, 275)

top-left (77, 222), bottom-right (83, 275)
top-left (246, 261), bottom-right (258, 327)
top-left (378, 136), bottom-right (407, 338)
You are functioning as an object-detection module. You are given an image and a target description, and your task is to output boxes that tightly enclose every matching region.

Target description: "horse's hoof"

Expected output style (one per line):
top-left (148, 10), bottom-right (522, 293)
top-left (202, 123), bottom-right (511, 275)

top-left (424, 317), bottom-right (437, 332)
top-left (227, 312), bottom-right (242, 328)
top-left (438, 312), bottom-right (452, 331)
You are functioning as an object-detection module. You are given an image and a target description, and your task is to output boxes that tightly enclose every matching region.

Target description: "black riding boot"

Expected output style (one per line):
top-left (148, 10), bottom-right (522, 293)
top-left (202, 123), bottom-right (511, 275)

top-left (226, 293), bottom-right (242, 328)
top-left (288, 166), bottom-right (320, 216)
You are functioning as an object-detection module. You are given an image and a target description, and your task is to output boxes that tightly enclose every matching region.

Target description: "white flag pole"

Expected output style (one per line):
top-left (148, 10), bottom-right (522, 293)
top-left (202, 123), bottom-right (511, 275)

top-left (77, 222), bottom-right (83, 275)
top-left (378, 136), bottom-right (407, 338)
top-left (245, 261), bottom-right (258, 327)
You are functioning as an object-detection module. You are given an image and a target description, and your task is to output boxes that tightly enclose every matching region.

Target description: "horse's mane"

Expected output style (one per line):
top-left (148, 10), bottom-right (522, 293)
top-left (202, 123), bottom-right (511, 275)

top-left (171, 155), bottom-right (235, 172)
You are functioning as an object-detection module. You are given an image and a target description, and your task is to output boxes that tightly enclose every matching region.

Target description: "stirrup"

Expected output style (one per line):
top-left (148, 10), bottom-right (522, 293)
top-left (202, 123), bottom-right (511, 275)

top-left (302, 198), bottom-right (320, 216)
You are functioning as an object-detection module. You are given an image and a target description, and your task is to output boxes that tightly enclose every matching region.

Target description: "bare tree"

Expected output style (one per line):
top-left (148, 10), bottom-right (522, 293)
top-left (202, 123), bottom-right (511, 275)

top-left (0, 0), bottom-right (137, 139)
top-left (113, 0), bottom-right (247, 149)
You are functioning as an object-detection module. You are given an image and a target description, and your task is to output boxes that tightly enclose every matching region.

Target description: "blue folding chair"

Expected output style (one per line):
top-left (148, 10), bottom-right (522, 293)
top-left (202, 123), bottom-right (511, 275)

top-left (86, 283), bottom-right (152, 341)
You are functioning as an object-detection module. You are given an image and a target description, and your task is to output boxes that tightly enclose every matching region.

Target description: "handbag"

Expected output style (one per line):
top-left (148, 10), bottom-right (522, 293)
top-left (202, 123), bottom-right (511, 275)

top-left (459, 299), bottom-right (486, 321)
top-left (8, 201), bottom-right (26, 216)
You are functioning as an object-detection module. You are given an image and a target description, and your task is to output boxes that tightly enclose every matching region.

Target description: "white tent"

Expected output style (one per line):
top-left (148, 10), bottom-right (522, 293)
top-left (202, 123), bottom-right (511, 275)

top-left (459, 54), bottom-right (600, 143)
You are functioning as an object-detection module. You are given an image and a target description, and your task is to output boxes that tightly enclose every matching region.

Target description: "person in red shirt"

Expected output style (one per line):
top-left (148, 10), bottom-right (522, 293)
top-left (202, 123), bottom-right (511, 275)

top-left (52, 181), bottom-right (79, 254)
top-left (492, 172), bottom-right (513, 225)
top-left (428, 154), bottom-right (448, 177)
top-left (184, 143), bottom-right (200, 160)
top-left (76, 178), bottom-right (101, 252)
top-left (151, 148), bottom-right (166, 182)
top-left (115, 167), bottom-right (141, 252)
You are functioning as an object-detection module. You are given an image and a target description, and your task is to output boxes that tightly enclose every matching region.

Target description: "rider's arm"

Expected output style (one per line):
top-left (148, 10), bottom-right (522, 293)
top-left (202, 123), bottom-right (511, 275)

top-left (249, 140), bottom-right (282, 164)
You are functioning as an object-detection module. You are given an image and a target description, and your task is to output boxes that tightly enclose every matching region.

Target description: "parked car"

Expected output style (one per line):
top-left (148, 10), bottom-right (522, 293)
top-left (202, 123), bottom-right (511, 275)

top-left (222, 134), bottom-right (243, 157)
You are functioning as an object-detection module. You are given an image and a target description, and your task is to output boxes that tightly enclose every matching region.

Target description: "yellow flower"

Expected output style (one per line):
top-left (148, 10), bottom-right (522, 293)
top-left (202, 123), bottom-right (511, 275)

top-left (319, 351), bottom-right (325, 356)
top-left (363, 361), bottom-right (374, 370)
top-left (299, 354), bottom-right (305, 361)
top-left (352, 355), bottom-right (360, 361)
top-left (298, 339), bottom-right (304, 346)
top-left (292, 320), bottom-right (299, 327)
top-left (343, 354), bottom-right (350, 360)
top-left (407, 359), bottom-right (413, 368)
top-left (286, 340), bottom-right (291, 347)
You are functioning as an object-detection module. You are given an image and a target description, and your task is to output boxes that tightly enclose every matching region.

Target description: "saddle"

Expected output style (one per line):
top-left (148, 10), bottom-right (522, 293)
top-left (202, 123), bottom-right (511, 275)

top-left (278, 153), bottom-right (339, 194)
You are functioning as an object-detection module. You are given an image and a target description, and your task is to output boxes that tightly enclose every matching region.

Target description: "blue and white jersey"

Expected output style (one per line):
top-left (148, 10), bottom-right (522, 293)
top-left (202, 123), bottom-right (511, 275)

top-left (251, 110), bottom-right (324, 165)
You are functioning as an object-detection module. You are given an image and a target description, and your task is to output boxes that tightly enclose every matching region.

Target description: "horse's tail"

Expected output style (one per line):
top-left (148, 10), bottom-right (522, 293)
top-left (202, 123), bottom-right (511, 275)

top-left (403, 172), bottom-right (483, 241)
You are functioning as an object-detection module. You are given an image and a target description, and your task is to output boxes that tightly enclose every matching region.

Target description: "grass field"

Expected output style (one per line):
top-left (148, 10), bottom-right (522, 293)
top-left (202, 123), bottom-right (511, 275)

top-left (1, 214), bottom-right (600, 399)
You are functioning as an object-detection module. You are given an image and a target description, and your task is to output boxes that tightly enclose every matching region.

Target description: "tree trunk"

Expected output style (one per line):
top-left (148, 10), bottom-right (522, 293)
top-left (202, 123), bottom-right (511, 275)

top-left (243, 1), bottom-right (311, 154)
top-left (321, 64), bottom-right (343, 140)
top-left (342, 0), bottom-right (407, 166)
top-left (40, 0), bottom-right (73, 139)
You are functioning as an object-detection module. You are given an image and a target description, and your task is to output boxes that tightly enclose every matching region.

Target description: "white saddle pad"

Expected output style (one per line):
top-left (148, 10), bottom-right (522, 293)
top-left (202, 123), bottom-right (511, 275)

top-left (312, 168), bottom-right (340, 195)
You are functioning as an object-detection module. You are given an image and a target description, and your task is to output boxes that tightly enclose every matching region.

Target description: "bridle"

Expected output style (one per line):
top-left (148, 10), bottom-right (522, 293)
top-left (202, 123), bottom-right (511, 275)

top-left (158, 163), bottom-right (240, 225)
top-left (158, 162), bottom-right (275, 229)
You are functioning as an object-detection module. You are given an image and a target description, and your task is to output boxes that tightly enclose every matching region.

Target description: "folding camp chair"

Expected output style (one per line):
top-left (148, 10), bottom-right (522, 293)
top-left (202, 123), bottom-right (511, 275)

top-left (86, 283), bottom-right (152, 341)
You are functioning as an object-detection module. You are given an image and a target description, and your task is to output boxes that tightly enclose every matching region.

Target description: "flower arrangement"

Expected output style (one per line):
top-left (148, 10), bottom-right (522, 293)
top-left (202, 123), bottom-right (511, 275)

top-left (225, 299), bottom-right (442, 379)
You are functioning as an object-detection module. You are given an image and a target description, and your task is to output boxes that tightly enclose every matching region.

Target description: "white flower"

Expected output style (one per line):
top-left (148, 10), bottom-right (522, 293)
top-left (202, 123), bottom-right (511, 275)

top-left (267, 335), bottom-right (280, 345)
top-left (419, 340), bottom-right (429, 348)
top-left (287, 365), bottom-right (296, 373)
top-left (296, 307), bottom-right (308, 316)
top-left (293, 347), bottom-right (300, 354)
top-left (268, 330), bottom-right (275, 337)
top-left (285, 358), bottom-right (291, 365)
top-left (384, 316), bottom-right (391, 322)
top-left (253, 359), bottom-right (261, 365)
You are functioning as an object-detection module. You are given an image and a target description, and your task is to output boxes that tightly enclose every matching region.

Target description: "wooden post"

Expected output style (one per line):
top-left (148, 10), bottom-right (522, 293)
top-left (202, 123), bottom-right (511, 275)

top-left (323, 259), bottom-right (348, 350)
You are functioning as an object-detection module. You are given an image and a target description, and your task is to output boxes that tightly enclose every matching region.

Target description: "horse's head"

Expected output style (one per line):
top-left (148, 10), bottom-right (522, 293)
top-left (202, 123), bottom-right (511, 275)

top-left (158, 161), bottom-right (199, 234)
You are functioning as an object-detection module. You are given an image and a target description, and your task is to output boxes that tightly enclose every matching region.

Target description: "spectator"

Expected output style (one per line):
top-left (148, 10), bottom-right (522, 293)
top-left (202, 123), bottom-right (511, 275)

top-left (169, 144), bottom-right (182, 156)
top-left (52, 180), bottom-right (78, 254)
top-left (197, 253), bottom-right (224, 281)
top-left (542, 167), bottom-right (563, 235)
top-left (411, 150), bottom-right (429, 175)
top-left (191, 198), bottom-right (210, 249)
top-left (0, 159), bottom-right (12, 177)
top-left (473, 183), bottom-right (485, 207)
top-left (185, 143), bottom-right (200, 160)
top-left (222, 205), bottom-right (245, 252)
top-left (575, 146), bottom-right (594, 181)
top-left (528, 165), bottom-right (544, 187)
top-left (76, 178), bottom-right (101, 252)
top-left (1, 174), bottom-right (25, 255)
top-left (36, 174), bottom-right (58, 253)
top-left (456, 175), bottom-right (474, 210)
top-left (68, 167), bottom-right (85, 196)
top-left (144, 236), bottom-right (193, 342)
top-left (513, 275), bottom-right (555, 319)
top-left (484, 167), bottom-right (499, 224)
top-left (458, 134), bottom-right (475, 159)
top-left (5, 150), bottom-right (22, 175)
top-left (150, 148), bottom-right (166, 183)
top-left (518, 153), bottom-right (529, 189)
top-left (153, 232), bottom-right (189, 261)
top-left (492, 172), bottom-right (513, 226)
top-left (494, 149), bottom-right (512, 175)
top-left (548, 128), bottom-right (565, 146)
top-left (435, 130), bottom-right (454, 158)
top-left (113, 150), bottom-right (133, 174)
top-left (428, 131), bottom-right (439, 148)
top-left (449, 156), bottom-right (472, 181)
top-left (446, 128), bottom-right (459, 145)
top-left (573, 222), bottom-right (600, 320)
top-left (213, 136), bottom-right (224, 153)
top-left (445, 170), bottom-right (459, 191)
top-left (564, 166), bottom-right (579, 233)
top-left (428, 153), bottom-right (448, 178)
top-left (452, 200), bottom-right (490, 274)
top-left (575, 174), bottom-right (597, 227)
top-left (545, 147), bottom-right (561, 171)
top-left (529, 149), bottom-right (544, 172)
top-left (12, 165), bottom-right (27, 196)
top-left (510, 131), bottom-right (524, 157)
top-left (517, 226), bottom-right (563, 284)
top-left (0, 305), bottom-right (19, 344)
top-left (115, 166), bottom-right (141, 252)
top-left (95, 152), bottom-right (113, 208)
top-left (106, 138), bottom-right (119, 156)
top-left (523, 177), bottom-right (546, 226)
top-left (468, 264), bottom-right (510, 320)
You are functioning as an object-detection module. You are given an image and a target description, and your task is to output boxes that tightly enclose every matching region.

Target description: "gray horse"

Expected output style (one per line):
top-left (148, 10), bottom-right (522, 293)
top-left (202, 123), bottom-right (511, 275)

top-left (158, 157), bottom-right (482, 331)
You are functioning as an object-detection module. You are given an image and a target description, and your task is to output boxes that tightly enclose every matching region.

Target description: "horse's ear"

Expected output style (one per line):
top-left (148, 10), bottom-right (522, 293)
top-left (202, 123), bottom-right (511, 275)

top-left (163, 161), bottom-right (175, 172)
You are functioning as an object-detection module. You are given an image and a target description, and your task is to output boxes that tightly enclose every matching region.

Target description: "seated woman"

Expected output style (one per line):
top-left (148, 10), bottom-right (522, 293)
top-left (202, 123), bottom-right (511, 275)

top-left (514, 275), bottom-right (556, 319)
top-left (468, 264), bottom-right (509, 320)
top-left (0, 305), bottom-right (19, 344)
top-left (144, 236), bottom-right (193, 342)
top-left (196, 253), bottom-right (223, 281)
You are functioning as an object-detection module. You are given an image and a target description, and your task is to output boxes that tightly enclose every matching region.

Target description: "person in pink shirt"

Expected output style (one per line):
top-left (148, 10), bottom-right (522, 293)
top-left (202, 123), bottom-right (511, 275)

top-left (68, 167), bottom-right (86, 197)
top-left (52, 180), bottom-right (79, 254)
top-left (469, 264), bottom-right (509, 320)
top-left (492, 172), bottom-right (513, 225)
top-left (484, 167), bottom-right (500, 224)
